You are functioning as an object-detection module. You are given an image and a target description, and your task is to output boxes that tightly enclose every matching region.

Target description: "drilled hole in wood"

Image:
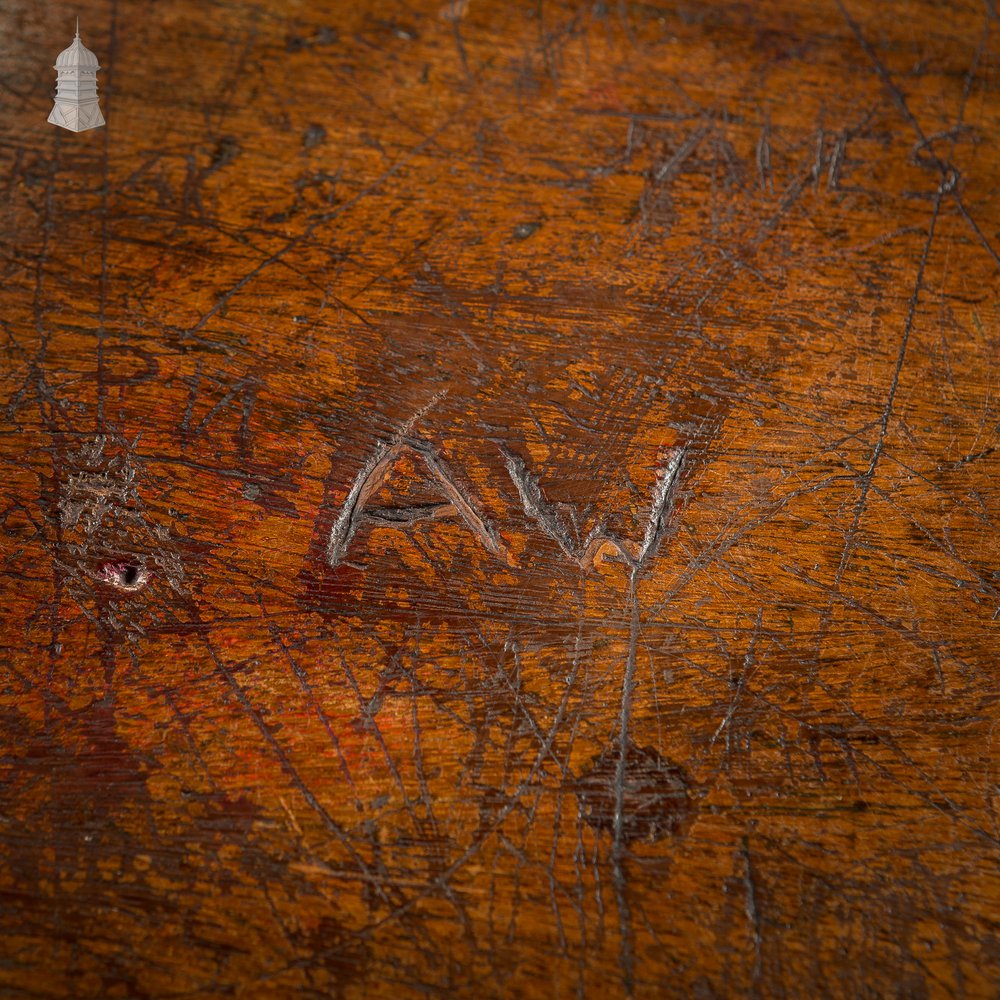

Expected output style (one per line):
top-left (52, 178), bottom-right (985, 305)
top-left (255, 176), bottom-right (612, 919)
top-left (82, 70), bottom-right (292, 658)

top-left (96, 561), bottom-right (150, 592)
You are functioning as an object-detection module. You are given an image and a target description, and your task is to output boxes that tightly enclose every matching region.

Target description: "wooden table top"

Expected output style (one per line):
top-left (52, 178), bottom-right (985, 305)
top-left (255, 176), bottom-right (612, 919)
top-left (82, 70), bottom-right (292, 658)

top-left (1, 1), bottom-right (998, 997)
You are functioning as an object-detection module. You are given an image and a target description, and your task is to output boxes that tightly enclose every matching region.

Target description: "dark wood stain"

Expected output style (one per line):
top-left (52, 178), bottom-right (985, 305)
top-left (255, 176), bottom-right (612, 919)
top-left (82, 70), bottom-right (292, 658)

top-left (575, 741), bottom-right (694, 843)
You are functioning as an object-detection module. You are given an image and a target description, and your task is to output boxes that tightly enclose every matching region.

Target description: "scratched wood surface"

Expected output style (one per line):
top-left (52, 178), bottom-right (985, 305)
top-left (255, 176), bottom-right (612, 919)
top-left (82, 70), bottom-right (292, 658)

top-left (1, 0), bottom-right (999, 997)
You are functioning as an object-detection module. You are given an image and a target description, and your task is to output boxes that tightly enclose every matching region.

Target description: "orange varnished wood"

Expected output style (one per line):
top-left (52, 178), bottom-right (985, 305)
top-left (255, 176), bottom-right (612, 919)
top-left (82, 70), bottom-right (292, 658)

top-left (1, 1), bottom-right (998, 997)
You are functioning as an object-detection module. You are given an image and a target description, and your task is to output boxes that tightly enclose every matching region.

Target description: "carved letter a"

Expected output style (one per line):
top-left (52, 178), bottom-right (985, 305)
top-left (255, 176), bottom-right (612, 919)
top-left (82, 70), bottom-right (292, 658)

top-left (325, 438), bottom-right (509, 568)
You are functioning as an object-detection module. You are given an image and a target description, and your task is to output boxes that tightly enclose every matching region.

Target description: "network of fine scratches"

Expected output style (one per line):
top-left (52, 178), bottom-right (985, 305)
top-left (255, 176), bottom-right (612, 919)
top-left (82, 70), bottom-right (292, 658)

top-left (0, 0), bottom-right (998, 997)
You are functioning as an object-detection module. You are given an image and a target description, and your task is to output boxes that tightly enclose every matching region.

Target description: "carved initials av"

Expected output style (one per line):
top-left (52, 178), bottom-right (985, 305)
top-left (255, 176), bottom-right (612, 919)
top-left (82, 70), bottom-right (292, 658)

top-left (325, 436), bottom-right (685, 576)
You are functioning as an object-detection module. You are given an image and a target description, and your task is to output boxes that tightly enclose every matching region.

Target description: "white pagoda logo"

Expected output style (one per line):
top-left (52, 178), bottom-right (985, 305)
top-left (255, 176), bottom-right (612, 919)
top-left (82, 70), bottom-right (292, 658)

top-left (48, 20), bottom-right (105, 132)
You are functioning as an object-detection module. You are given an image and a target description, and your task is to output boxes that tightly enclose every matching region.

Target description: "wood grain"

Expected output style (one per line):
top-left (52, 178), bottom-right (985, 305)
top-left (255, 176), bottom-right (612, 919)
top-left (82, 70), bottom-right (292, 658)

top-left (1, 0), bottom-right (998, 996)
